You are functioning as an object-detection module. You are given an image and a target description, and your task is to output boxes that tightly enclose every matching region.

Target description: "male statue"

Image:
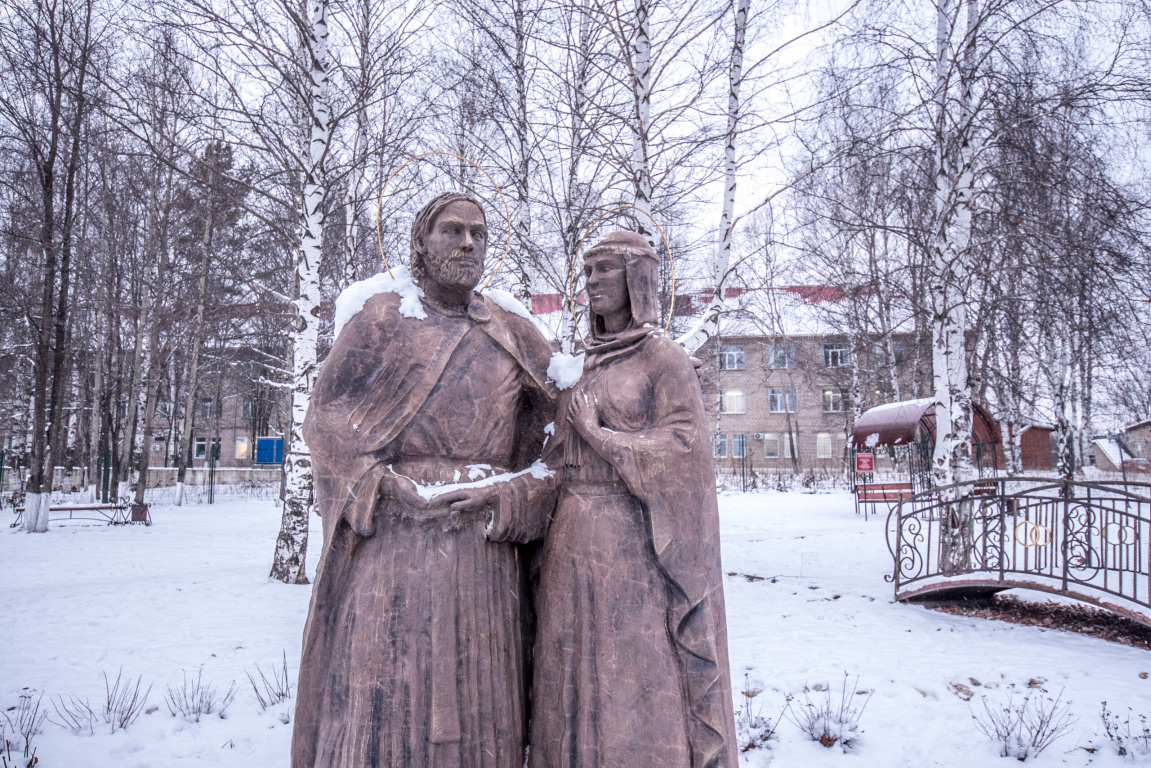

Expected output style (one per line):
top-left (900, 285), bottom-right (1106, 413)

top-left (292, 192), bottom-right (556, 768)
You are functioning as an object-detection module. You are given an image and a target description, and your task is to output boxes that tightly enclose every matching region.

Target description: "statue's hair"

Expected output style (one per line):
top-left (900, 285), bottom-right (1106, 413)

top-left (409, 192), bottom-right (486, 282)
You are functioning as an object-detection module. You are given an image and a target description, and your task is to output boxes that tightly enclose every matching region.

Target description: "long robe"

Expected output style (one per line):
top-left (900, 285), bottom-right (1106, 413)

top-left (492, 331), bottom-right (739, 768)
top-left (292, 290), bottom-right (555, 768)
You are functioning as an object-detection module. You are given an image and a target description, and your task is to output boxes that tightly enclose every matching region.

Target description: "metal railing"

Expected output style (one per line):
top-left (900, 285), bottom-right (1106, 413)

top-left (885, 477), bottom-right (1151, 624)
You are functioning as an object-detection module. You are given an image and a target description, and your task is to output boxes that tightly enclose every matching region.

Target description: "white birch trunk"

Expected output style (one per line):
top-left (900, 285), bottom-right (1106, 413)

top-left (22, 492), bottom-right (43, 532)
top-left (930, 0), bottom-right (978, 572)
top-left (86, 297), bottom-right (104, 502)
top-left (513, 0), bottom-right (534, 310)
top-left (270, 0), bottom-right (331, 585)
top-left (1054, 332), bottom-right (1075, 479)
top-left (343, 112), bottom-right (367, 289)
top-left (678, 0), bottom-right (747, 353)
top-left (119, 261), bottom-right (154, 497)
top-left (629, 0), bottom-right (654, 250)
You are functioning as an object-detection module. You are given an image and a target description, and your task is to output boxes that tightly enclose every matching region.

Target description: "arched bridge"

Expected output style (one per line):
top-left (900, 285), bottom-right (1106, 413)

top-left (885, 478), bottom-right (1151, 628)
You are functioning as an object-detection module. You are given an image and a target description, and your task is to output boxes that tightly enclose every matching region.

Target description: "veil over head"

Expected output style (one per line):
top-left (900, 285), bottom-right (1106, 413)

top-left (584, 230), bottom-right (660, 339)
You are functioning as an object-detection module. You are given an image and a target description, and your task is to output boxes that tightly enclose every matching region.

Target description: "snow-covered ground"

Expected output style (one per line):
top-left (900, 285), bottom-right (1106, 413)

top-left (2, 490), bottom-right (1148, 766)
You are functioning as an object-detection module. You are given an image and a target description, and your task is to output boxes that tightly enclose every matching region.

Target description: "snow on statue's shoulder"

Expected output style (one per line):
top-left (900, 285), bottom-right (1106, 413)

top-left (481, 288), bottom-right (533, 321)
top-left (333, 266), bottom-right (426, 340)
top-left (547, 352), bottom-right (585, 390)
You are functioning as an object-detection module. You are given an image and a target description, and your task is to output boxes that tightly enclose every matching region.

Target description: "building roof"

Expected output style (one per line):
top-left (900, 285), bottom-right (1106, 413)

top-left (851, 398), bottom-right (935, 449)
top-left (1093, 437), bottom-right (1133, 466)
top-left (850, 398), bottom-right (1003, 450)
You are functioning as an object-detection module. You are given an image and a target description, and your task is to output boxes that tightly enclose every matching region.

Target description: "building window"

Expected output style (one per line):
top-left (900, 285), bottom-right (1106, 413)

top-left (721, 389), bottom-right (746, 414)
top-left (816, 432), bottom-right (833, 459)
top-left (235, 436), bottom-right (250, 460)
top-left (821, 342), bottom-right (850, 368)
top-left (719, 346), bottom-right (745, 371)
top-left (763, 433), bottom-right (780, 458)
top-left (242, 398), bottom-right (254, 419)
top-left (713, 434), bottom-right (728, 458)
top-left (823, 389), bottom-right (844, 413)
top-left (768, 344), bottom-right (796, 369)
top-left (194, 437), bottom-right (207, 459)
top-left (769, 388), bottom-right (796, 413)
top-left (200, 397), bottom-right (214, 419)
top-left (732, 433), bottom-right (747, 458)
top-left (782, 432), bottom-right (798, 459)
top-left (875, 341), bottom-right (903, 368)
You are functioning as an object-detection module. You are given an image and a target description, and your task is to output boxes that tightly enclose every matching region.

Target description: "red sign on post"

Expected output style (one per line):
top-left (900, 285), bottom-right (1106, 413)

top-left (855, 452), bottom-right (875, 473)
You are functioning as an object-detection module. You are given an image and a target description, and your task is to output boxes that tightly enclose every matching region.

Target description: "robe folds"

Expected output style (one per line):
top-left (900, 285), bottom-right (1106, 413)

top-left (292, 290), bottom-right (555, 768)
top-left (490, 331), bottom-right (739, 768)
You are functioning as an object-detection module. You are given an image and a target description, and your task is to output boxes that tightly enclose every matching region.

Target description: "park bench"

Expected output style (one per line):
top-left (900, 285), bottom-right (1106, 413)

top-left (10, 497), bottom-right (150, 528)
top-left (856, 482), bottom-right (914, 503)
top-left (854, 482), bottom-right (914, 521)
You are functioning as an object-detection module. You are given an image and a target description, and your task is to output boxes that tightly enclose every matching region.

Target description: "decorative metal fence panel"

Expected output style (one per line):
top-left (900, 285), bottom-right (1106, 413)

top-left (886, 478), bottom-right (1151, 622)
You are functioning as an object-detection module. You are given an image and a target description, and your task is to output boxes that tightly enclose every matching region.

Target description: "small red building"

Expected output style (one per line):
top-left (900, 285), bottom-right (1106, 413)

top-left (1018, 425), bottom-right (1055, 471)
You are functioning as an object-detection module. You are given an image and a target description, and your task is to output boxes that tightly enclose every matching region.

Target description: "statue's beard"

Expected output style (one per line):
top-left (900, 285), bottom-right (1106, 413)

top-left (423, 248), bottom-right (484, 292)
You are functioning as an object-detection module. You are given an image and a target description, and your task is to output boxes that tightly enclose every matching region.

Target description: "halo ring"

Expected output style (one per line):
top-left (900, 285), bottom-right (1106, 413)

top-left (566, 205), bottom-right (677, 340)
top-left (374, 151), bottom-right (512, 291)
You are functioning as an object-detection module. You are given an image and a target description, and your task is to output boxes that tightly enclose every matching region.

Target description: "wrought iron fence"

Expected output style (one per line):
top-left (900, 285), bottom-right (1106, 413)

top-left (885, 478), bottom-right (1151, 623)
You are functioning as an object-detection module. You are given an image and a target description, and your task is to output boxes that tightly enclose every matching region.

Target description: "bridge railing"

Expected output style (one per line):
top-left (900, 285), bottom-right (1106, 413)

top-left (885, 477), bottom-right (1151, 623)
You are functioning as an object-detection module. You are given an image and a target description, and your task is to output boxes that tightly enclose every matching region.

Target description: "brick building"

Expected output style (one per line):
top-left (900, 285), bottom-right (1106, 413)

top-left (689, 287), bottom-right (927, 475)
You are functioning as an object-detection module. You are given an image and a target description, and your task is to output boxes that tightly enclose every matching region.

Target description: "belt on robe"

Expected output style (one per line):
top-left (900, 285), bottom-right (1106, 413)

top-left (562, 479), bottom-right (631, 496)
top-left (390, 457), bottom-right (509, 487)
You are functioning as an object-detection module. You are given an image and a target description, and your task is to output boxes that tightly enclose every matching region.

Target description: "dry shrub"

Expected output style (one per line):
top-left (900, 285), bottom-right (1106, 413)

top-left (786, 673), bottom-right (873, 750)
top-left (247, 652), bottom-right (294, 712)
top-left (2, 688), bottom-right (46, 768)
top-left (164, 667), bottom-right (236, 722)
top-left (971, 685), bottom-right (1075, 761)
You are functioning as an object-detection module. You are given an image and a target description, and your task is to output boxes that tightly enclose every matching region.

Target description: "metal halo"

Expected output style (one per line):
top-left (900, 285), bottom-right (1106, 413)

top-left (566, 205), bottom-right (677, 341)
top-left (374, 151), bottom-right (512, 291)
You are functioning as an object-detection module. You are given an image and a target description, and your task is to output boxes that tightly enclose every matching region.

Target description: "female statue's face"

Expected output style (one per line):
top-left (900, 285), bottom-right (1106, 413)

top-left (584, 250), bottom-right (629, 323)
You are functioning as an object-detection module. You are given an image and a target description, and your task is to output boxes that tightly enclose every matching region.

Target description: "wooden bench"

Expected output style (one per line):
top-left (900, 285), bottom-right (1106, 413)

top-left (856, 483), bottom-right (914, 502)
top-left (10, 498), bottom-right (148, 528)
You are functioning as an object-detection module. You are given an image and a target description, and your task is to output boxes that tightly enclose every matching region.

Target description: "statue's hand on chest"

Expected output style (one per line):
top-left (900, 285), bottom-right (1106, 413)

top-left (569, 370), bottom-right (651, 436)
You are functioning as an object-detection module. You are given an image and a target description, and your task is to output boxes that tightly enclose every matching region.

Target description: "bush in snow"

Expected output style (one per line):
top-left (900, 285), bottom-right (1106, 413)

top-left (246, 652), bottom-right (294, 712)
top-left (2, 688), bottom-right (46, 768)
top-left (735, 675), bottom-right (787, 753)
top-left (1101, 702), bottom-right (1151, 758)
top-left (51, 669), bottom-right (151, 736)
top-left (786, 673), bottom-right (872, 750)
top-left (971, 685), bottom-right (1074, 761)
top-left (164, 667), bottom-right (236, 722)
top-left (49, 695), bottom-right (96, 736)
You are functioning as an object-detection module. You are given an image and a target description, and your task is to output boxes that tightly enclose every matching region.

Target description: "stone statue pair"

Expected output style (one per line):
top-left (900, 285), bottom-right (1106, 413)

top-left (292, 192), bottom-right (737, 768)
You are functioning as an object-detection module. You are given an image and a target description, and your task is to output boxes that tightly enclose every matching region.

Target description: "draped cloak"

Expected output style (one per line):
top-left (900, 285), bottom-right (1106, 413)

top-left (490, 233), bottom-right (738, 768)
top-left (292, 289), bottom-right (555, 768)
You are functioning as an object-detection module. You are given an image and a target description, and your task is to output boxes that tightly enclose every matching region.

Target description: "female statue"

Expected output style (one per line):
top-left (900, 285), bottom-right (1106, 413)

top-left (486, 231), bottom-right (738, 767)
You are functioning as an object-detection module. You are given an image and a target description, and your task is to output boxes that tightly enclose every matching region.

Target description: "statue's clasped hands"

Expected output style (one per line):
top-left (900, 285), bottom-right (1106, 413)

top-left (382, 470), bottom-right (499, 524)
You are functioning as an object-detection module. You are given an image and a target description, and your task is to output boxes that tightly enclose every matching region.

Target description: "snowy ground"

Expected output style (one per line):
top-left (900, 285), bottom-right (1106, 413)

top-left (2, 490), bottom-right (1148, 766)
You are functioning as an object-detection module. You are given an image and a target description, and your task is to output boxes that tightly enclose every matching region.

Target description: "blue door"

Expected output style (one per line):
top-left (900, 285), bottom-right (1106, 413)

top-left (255, 437), bottom-right (284, 464)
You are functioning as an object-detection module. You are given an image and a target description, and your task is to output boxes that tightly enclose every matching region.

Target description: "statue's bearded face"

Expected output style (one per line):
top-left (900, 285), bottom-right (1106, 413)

top-left (422, 200), bottom-right (487, 292)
